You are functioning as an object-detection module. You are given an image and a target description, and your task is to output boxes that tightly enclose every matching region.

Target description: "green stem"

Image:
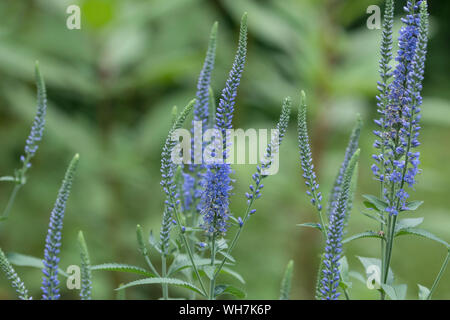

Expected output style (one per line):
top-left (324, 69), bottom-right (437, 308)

top-left (171, 205), bottom-right (207, 297)
top-left (209, 233), bottom-right (216, 300)
top-left (427, 250), bottom-right (450, 300)
top-left (1, 184), bottom-right (22, 220)
top-left (143, 255), bottom-right (160, 277)
top-left (161, 255), bottom-right (168, 300)
top-left (343, 286), bottom-right (350, 300)
top-left (382, 215), bottom-right (397, 286)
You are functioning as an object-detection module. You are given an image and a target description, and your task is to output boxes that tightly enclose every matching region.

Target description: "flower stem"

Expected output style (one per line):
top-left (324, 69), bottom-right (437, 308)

top-left (427, 250), bottom-right (450, 300)
top-left (171, 205), bottom-right (207, 297)
top-left (1, 184), bottom-right (22, 220)
top-left (161, 255), bottom-right (168, 300)
top-left (209, 233), bottom-right (216, 300)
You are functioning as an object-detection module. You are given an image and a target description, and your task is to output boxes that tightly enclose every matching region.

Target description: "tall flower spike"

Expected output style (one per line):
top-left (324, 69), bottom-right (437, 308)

top-left (77, 231), bottom-right (92, 300)
top-left (297, 91), bottom-right (323, 213)
top-left (372, 1), bottom-right (427, 216)
top-left (160, 100), bottom-right (195, 207)
top-left (41, 154), bottom-right (80, 300)
top-left (0, 248), bottom-right (30, 300)
top-left (21, 62), bottom-right (47, 171)
top-left (372, 0), bottom-right (394, 184)
top-left (327, 115), bottom-right (362, 217)
top-left (200, 13), bottom-right (248, 236)
top-left (193, 21), bottom-right (218, 133)
top-left (160, 100), bottom-right (195, 244)
top-left (184, 23), bottom-right (219, 216)
top-left (246, 97), bottom-right (291, 215)
top-left (320, 149), bottom-right (360, 300)
top-left (216, 12), bottom-right (247, 157)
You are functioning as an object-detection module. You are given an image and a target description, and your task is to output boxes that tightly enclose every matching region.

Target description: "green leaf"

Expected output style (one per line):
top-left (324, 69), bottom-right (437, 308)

top-left (357, 256), bottom-right (394, 285)
top-left (338, 257), bottom-right (352, 290)
top-left (343, 231), bottom-right (383, 244)
top-left (220, 267), bottom-right (246, 284)
top-left (296, 222), bottom-right (322, 230)
top-left (395, 228), bottom-right (449, 248)
top-left (214, 284), bottom-right (246, 299)
top-left (395, 217), bottom-right (424, 232)
top-left (148, 230), bottom-right (162, 254)
top-left (360, 210), bottom-right (386, 224)
top-left (90, 263), bottom-right (155, 277)
top-left (6, 252), bottom-right (68, 277)
top-left (167, 254), bottom-right (225, 276)
top-left (362, 195), bottom-right (388, 212)
top-left (0, 176), bottom-right (16, 182)
top-left (349, 271), bottom-right (365, 284)
top-left (403, 200), bottom-right (424, 211)
top-left (363, 201), bottom-right (378, 211)
top-left (216, 238), bottom-right (228, 251)
top-left (381, 284), bottom-right (407, 300)
top-left (116, 277), bottom-right (203, 295)
top-left (203, 265), bottom-right (215, 280)
top-left (418, 284), bottom-right (430, 300)
top-left (279, 260), bottom-right (294, 300)
top-left (218, 251), bottom-right (236, 263)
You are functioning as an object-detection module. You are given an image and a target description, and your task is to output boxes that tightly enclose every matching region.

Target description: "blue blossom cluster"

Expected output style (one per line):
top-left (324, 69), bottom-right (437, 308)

top-left (201, 165), bottom-right (232, 235)
top-left (182, 23), bottom-right (218, 216)
top-left (21, 63), bottom-right (47, 170)
top-left (321, 150), bottom-right (360, 300)
top-left (371, 0), bottom-right (428, 215)
top-left (297, 91), bottom-right (323, 212)
top-left (42, 154), bottom-right (79, 300)
top-left (200, 14), bottom-right (247, 236)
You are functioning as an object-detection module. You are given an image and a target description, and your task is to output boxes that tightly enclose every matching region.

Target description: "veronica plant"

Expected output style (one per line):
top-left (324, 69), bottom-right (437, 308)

top-left (87, 14), bottom-right (294, 300)
top-left (0, 153), bottom-right (80, 300)
top-left (297, 0), bottom-right (449, 300)
top-left (0, 62), bottom-right (47, 222)
top-left (41, 154), bottom-right (80, 299)
top-left (355, 0), bottom-right (449, 300)
top-left (297, 91), bottom-right (361, 300)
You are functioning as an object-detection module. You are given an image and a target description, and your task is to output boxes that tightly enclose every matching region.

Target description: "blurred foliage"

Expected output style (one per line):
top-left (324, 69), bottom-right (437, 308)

top-left (0, 0), bottom-right (449, 299)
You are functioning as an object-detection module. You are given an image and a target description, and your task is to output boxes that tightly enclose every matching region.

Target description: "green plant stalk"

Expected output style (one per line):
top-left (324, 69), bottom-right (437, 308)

top-left (213, 189), bottom-right (258, 281)
top-left (427, 250), bottom-right (450, 300)
top-left (137, 225), bottom-right (161, 277)
top-left (1, 184), bottom-right (22, 220)
top-left (161, 255), bottom-right (168, 299)
top-left (171, 205), bottom-right (207, 297)
top-left (209, 233), bottom-right (216, 300)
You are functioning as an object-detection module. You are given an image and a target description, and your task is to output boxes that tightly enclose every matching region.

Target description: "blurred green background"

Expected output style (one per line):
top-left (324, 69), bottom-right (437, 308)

top-left (0, 0), bottom-right (449, 300)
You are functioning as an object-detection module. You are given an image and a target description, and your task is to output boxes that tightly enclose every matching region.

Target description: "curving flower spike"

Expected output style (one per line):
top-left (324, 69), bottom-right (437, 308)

top-left (160, 100), bottom-right (195, 249)
top-left (297, 91), bottom-right (322, 212)
top-left (0, 248), bottom-right (30, 300)
top-left (320, 150), bottom-right (360, 300)
top-left (41, 153), bottom-right (80, 300)
top-left (327, 115), bottom-right (362, 217)
top-left (200, 13), bottom-right (248, 237)
top-left (183, 23), bottom-right (219, 219)
top-left (216, 12), bottom-right (247, 160)
top-left (77, 231), bottom-right (92, 300)
top-left (21, 62), bottom-right (47, 169)
top-left (194, 22), bottom-right (218, 133)
top-left (246, 97), bottom-right (291, 210)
